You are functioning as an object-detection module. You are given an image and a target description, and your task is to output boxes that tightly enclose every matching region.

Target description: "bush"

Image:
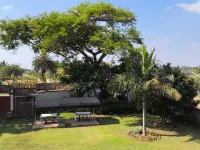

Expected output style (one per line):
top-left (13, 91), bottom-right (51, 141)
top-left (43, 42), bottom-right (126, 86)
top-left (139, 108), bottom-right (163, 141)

top-left (174, 109), bottom-right (200, 126)
top-left (101, 99), bottom-right (121, 105)
top-left (133, 126), bottom-right (142, 134)
top-left (98, 90), bottom-right (110, 100)
top-left (101, 103), bottom-right (136, 114)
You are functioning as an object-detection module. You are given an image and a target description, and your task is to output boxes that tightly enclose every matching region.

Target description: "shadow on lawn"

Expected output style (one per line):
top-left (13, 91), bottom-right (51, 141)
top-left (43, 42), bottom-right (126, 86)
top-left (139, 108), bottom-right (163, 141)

top-left (124, 114), bottom-right (200, 144)
top-left (0, 125), bottom-right (33, 137)
top-left (0, 116), bottom-right (120, 136)
top-left (100, 117), bottom-right (120, 125)
top-left (0, 118), bottom-right (34, 137)
top-left (157, 123), bottom-right (200, 143)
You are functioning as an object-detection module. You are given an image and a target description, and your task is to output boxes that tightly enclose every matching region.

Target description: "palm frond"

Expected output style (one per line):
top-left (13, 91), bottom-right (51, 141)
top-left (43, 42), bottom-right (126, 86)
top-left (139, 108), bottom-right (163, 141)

top-left (161, 85), bottom-right (182, 101)
top-left (144, 77), bottom-right (181, 101)
top-left (32, 51), bottom-right (56, 74)
top-left (140, 45), bottom-right (156, 79)
top-left (161, 74), bottom-right (175, 84)
top-left (147, 48), bottom-right (155, 65)
top-left (144, 77), bottom-right (160, 90)
top-left (107, 74), bottom-right (135, 93)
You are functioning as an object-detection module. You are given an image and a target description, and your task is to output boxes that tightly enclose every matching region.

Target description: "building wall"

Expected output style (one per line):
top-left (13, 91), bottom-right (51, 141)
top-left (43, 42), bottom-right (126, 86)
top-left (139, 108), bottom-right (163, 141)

top-left (13, 88), bottom-right (36, 117)
top-left (14, 96), bottom-right (34, 117)
top-left (0, 96), bottom-right (10, 113)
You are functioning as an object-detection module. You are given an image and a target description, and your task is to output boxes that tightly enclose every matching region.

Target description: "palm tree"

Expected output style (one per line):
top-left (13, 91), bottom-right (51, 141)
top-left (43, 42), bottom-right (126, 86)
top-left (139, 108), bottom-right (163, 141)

top-left (108, 45), bottom-right (181, 136)
top-left (32, 49), bottom-right (56, 82)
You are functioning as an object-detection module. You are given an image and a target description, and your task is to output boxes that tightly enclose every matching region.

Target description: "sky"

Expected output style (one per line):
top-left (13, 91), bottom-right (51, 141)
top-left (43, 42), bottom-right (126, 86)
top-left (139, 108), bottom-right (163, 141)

top-left (0, 0), bottom-right (200, 69)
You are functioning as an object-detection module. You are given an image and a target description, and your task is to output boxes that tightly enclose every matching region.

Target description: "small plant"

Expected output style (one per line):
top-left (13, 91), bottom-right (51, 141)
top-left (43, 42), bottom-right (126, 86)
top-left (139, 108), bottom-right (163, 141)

top-left (129, 129), bottom-right (161, 142)
top-left (133, 126), bottom-right (143, 134)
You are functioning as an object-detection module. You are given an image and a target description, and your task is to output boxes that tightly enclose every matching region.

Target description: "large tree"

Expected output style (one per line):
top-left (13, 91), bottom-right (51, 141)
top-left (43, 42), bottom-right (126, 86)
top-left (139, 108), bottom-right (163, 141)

top-left (0, 2), bottom-right (143, 67)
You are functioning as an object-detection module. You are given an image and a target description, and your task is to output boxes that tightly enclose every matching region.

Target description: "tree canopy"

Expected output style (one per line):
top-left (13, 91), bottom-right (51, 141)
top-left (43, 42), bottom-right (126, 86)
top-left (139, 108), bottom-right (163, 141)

top-left (0, 1), bottom-right (143, 65)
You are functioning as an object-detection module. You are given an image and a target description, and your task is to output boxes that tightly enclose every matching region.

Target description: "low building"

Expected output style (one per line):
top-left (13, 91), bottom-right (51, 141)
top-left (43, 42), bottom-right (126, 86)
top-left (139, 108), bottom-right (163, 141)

top-left (13, 88), bottom-right (36, 118)
top-left (36, 90), bottom-right (100, 110)
top-left (0, 85), bottom-right (12, 114)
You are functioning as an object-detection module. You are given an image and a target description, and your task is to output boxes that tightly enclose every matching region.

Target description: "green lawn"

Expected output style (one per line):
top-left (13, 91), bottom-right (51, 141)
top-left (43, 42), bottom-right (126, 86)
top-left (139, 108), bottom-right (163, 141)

top-left (0, 113), bottom-right (199, 150)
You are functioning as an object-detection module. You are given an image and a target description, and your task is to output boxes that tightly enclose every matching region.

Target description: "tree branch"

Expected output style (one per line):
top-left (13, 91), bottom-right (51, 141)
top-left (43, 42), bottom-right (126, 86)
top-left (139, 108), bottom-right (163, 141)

top-left (95, 50), bottom-right (102, 55)
top-left (52, 51), bottom-right (72, 64)
top-left (69, 44), bottom-right (89, 59)
top-left (97, 53), bottom-right (107, 64)
top-left (84, 46), bottom-right (95, 55)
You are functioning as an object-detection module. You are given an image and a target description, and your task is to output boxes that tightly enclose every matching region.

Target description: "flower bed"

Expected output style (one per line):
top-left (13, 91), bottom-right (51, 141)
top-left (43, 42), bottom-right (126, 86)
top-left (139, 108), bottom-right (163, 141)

top-left (129, 129), bottom-right (161, 142)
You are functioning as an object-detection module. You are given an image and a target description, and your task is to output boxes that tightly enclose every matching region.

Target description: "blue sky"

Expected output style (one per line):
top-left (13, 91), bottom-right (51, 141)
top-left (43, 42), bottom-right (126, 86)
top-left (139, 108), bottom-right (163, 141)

top-left (0, 0), bottom-right (200, 68)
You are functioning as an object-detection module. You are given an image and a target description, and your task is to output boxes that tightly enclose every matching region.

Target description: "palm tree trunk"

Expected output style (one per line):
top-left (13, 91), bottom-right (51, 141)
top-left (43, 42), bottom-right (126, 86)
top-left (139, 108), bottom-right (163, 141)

top-left (142, 92), bottom-right (147, 136)
top-left (41, 69), bottom-right (46, 82)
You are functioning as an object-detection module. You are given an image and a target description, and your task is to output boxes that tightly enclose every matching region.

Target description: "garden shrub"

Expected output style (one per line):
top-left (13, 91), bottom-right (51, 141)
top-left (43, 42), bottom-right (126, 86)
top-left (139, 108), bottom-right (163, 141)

top-left (98, 90), bottom-right (110, 100)
top-left (133, 126), bottom-right (142, 134)
top-left (101, 103), bottom-right (136, 114)
top-left (174, 109), bottom-right (200, 126)
top-left (129, 130), bottom-right (161, 142)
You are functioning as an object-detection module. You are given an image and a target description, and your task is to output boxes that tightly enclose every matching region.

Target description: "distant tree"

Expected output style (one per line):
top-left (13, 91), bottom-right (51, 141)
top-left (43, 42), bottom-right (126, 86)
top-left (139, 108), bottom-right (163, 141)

top-left (54, 60), bottom-right (64, 68)
top-left (0, 66), bottom-right (6, 80)
top-left (0, 61), bottom-right (25, 80)
top-left (192, 67), bottom-right (200, 75)
top-left (32, 49), bottom-right (56, 82)
top-left (27, 70), bottom-right (40, 80)
top-left (5, 65), bottom-right (25, 77)
top-left (0, 60), bottom-right (7, 66)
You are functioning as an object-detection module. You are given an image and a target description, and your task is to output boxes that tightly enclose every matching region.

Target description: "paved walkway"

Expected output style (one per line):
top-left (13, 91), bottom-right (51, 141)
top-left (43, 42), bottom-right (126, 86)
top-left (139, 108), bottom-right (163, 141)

top-left (0, 123), bottom-right (33, 127)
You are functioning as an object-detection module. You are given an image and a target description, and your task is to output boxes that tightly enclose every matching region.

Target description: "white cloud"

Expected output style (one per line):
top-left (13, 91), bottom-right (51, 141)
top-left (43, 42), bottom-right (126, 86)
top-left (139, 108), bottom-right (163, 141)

top-left (3, 5), bottom-right (13, 10)
top-left (177, 1), bottom-right (200, 13)
top-left (166, 6), bottom-right (173, 10)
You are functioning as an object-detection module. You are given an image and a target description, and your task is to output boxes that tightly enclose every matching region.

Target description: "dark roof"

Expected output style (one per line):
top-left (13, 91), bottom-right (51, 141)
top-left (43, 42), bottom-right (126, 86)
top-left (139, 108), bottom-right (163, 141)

top-left (35, 91), bottom-right (100, 108)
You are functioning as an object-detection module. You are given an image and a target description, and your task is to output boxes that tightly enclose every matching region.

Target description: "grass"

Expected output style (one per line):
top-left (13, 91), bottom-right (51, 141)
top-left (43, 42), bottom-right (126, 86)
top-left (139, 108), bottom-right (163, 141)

top-left (0, 113), bottom-right (200, 150)
top-left (0, 118), bottom-right (33, 125)
top-left (59, 112), bottom-right (74, 119)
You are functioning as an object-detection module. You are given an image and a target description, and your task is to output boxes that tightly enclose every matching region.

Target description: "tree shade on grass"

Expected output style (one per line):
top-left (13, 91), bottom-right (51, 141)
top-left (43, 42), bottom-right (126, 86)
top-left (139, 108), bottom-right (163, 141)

top-left (0, 114), bottom-right (200, 150)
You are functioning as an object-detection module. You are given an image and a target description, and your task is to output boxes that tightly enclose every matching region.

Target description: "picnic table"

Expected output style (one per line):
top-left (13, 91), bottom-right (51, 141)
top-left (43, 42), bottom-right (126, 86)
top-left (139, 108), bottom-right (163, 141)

top-left (75, 112), bottom-right (92, 121)
top-left (40, 113), bottom-right (58, 123)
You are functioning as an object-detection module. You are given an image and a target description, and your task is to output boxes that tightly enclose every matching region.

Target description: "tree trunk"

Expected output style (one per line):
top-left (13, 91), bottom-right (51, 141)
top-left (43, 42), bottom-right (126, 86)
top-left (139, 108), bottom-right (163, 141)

top-left (41, 69), bottom-right (46, 82)
top-left (142, 92), bottom-right (147, 136)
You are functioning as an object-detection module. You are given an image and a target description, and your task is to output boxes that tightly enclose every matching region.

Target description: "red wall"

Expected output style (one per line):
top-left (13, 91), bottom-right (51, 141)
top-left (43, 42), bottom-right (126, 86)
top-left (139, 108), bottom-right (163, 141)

top-left (0, 96), bottom-right (10, 113)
